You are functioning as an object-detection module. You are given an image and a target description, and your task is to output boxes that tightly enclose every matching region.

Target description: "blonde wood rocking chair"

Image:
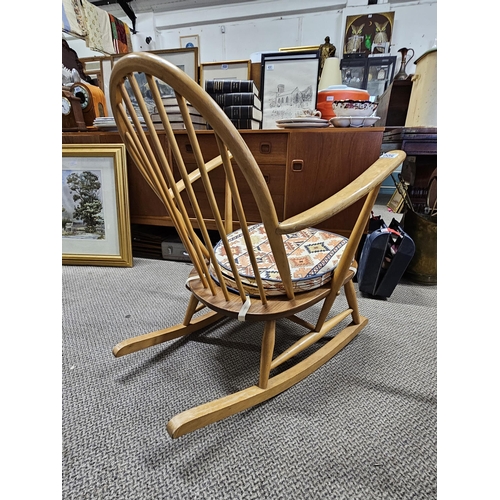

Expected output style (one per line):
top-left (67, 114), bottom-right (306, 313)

top-left (109, 52), bottom-right (405, 439)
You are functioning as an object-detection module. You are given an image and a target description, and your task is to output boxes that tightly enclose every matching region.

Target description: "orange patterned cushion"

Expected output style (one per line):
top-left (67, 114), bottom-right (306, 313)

top-left (210, 223), bottom-right (348, 296)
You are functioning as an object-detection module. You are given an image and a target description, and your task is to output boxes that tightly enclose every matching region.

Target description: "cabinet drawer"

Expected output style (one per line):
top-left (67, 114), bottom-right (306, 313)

top-left (174, 132), bottom-right (287, 165)
top-left (178, 191), bottom-right (284, 225)
top-left (401, 140), bottom-right (437, 155)
top-left (174, 162), bottom-right (284, 196)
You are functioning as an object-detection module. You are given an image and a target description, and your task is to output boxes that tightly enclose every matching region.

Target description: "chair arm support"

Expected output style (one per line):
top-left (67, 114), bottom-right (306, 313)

top-left (169, 152), bottom-right (233, 196)
top-left (276, 150), bottom-right (406, 235)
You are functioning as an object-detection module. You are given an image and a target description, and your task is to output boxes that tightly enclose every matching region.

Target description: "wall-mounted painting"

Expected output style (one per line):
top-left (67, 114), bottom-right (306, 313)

top-left (343, 12), bottom-right (395, 56)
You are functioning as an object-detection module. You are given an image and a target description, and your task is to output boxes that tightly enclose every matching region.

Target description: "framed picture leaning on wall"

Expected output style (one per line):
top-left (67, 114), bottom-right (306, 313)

top-left (260, 51), bottom-right (320, 129)
top-left (180, 35), bottom-right (200, 63)
top-left (102, 48), bottom-right (199, 116)
top-left (199, 60), bottom-right (251, 92)
top-left (62, 144), bottom-right (133, 267)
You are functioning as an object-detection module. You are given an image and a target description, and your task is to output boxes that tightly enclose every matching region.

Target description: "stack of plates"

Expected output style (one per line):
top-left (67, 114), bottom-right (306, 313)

top-left (275, 117), bottom-right (330, 129)
top-left (93, 117), bottom-right (146, 130)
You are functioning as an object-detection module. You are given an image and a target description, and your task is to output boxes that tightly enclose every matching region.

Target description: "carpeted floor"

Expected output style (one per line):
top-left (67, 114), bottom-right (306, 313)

top-left (62, 247), bottom-right (437, 499)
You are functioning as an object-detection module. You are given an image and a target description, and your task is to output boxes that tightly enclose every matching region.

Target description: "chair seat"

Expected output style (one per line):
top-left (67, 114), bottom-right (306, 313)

top-left (210, 223), bottom-right (348, 296)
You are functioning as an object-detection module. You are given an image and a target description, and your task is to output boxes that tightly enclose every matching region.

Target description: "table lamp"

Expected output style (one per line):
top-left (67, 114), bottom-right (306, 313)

top-left (318, 57), bottom-right (342, 90)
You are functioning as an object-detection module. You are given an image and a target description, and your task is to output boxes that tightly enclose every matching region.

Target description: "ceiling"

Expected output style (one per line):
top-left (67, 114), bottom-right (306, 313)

top-left (89, 0), bottom-right (263, 32)
top-left (90, 0), bottom-right (262, 16)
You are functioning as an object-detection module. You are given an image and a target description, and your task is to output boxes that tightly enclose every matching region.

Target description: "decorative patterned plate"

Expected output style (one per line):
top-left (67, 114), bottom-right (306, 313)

top-left (276, 122), bottom-right (330, 129)
top-left (276, 117), bottom-right (329, 124)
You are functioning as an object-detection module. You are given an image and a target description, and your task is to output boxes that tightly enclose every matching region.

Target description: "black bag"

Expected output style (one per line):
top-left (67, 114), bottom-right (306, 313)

top-left (357, 218), bottom-right (415, 298)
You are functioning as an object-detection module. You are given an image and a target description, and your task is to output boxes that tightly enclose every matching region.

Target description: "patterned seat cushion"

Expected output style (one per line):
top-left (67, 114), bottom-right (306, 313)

top-left (210, 223), bottom-right (348, 296)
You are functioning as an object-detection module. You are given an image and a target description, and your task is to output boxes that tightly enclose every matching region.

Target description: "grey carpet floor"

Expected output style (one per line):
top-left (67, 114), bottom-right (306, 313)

top-left (62, 257), bottom-right (437, 499)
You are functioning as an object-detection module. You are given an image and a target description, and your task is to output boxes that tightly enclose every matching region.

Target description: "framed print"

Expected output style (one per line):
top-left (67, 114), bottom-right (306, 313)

top-left (200, 60), bottom-right (251, 91)
top-left (105, 48), bottom-right (199, 115)
top-left (62, 144), bottom-right (133, 267)
top-left (180, 35), bottom-right (200, 63)
top-left (343, 12), bottom-right (395, 56)
top-left (387, 180), bottom-right (408, 214)
top-left (260, 51), bottom-right (320, 129)
top-left (180, 35), bottom-right (199, 49)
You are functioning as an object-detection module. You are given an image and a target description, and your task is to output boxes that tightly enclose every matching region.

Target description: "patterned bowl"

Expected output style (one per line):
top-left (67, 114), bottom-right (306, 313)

top-left (332, 100), bottom-right (378, 117)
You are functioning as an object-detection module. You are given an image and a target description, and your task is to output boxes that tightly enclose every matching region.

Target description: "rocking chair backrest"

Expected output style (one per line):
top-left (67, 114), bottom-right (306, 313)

top-left (110, 52), bottom-right (294, 304)
top-left (109, 52), bottom-right (405, 310)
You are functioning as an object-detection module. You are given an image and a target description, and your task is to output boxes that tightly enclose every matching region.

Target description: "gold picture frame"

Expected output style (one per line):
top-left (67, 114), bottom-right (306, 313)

top-left (199, 59), bottom-right (251, 91)
top-left (387, 181), bottom-right (408, 214)
top-left (343, 12), bottom-right (395, 56)
top-left (279, 45), bottom-right (320, 52)
top-left (62, 144), bottom-right (133, 267)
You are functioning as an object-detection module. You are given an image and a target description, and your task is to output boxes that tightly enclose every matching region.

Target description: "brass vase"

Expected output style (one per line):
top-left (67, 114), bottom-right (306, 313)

top-left (395, 47), bottom-right (415, 80)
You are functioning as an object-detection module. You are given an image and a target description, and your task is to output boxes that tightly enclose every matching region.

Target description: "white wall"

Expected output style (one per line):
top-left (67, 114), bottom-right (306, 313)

top-left (65, 0), bottom-right (436, 75)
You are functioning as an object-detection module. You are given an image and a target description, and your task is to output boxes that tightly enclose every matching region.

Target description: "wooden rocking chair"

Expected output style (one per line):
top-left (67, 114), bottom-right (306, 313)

top-left (109, 52), bottom-right (405, 439)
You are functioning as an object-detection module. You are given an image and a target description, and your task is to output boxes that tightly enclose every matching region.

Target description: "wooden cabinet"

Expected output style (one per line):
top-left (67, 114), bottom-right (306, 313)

top-left (62, 127), bottom-right (384, 236)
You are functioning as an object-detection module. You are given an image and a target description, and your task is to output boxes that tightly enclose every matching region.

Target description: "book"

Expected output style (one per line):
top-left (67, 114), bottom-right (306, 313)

top-left (223, 105), bottom-right (262, 121)
top-left (209, 92), bottom-right (261, 109)
top-left (205, 79), bottom-right (259, 96)
top-left (150, 113), bottom-right (206, 125)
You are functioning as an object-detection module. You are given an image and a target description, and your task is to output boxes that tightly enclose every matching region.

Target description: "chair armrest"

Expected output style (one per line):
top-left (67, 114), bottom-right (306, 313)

top-left (276, 150), bottom-right (406, 235)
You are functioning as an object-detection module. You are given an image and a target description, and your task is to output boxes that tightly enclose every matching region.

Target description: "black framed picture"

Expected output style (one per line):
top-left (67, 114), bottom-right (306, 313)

top-left (260, 51), bottom-right (320, 129)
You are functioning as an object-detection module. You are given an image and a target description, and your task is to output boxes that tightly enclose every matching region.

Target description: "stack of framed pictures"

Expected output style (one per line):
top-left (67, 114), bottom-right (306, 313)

top-left (101, 48), bottom-right (199, 116)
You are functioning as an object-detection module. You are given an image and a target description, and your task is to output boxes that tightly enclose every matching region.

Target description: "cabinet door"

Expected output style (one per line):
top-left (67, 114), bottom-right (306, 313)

top-left (284, 129), bottom-right (383, 236)
top-left (102, 132), bottom-right (171, 224)
top-left (173, 132), bottom-right (286, 225)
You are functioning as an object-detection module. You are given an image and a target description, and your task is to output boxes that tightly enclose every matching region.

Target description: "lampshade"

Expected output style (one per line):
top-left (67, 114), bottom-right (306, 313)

top-left (318, 57), bottom-right (342, 90)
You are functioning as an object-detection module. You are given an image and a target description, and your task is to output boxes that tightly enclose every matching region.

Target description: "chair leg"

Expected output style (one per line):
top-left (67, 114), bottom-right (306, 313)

top-left (183, 294), bottom-right (201, 325)
top-left (166, 316), bottom-right (367, 439)
top-left (344, 280), bottom-right (361, 324)
top-left (112, 294), bottom-right (224, 357)
top-left (258, 320), bottom-right (276, 389)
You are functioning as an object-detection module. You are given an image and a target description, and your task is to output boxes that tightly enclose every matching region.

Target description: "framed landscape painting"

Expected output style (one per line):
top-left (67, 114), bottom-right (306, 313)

top-left (62, 144), bottom-right (133, 267)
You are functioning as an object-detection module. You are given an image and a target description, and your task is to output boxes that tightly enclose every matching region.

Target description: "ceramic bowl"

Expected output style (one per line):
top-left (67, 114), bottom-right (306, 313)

top-left (332, 100), bottom-right (378, 117)
top-left (317, 86), bottom-right (371, 120)
top-left (329, 117), bottom-right (351, 128)
top-left (349, 117), bottom-right (366, 127)
top-left (329, 116), bottom-right (381, 128)
top-left (362, 116), bottom-right (380, 127)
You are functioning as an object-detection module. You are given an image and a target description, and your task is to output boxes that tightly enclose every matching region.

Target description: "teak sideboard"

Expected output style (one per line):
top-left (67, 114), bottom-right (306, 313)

top-left (62, 127), bottom-right (384, 236)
